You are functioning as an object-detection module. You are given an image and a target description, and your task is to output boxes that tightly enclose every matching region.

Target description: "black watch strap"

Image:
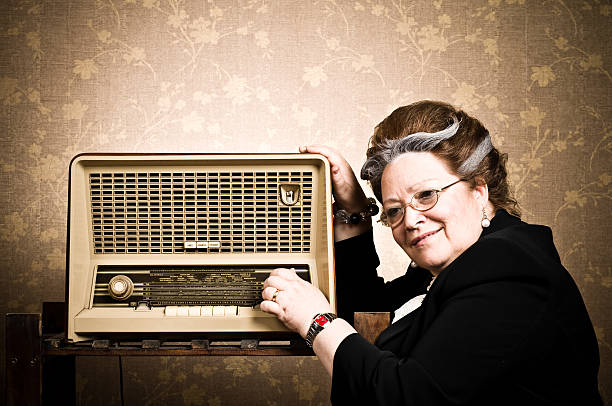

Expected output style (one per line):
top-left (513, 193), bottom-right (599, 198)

top-left (305, 313), bottom-right (337, 348)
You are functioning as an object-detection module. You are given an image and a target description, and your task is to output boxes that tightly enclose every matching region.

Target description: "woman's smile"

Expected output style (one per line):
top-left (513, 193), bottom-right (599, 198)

top-left (411, 228), bottom-right (442, 247)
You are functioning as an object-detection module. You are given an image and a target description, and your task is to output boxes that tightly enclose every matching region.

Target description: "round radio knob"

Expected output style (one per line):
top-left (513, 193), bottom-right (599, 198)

top-left (108, 275), bottom-right (134, 300)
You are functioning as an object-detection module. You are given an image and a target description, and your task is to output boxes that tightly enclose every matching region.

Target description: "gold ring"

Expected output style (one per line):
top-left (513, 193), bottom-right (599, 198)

top-left (272, 288), bottom-right (280, 303)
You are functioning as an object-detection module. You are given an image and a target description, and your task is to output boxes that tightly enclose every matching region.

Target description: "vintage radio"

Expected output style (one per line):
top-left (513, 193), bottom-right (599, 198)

top-left (66, 153), bottom-right (335, 342)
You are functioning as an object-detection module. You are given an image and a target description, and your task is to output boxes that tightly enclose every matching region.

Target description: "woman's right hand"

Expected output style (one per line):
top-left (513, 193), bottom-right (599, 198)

top-left (300, 145), bottom-right (374, 241)
top-left (299, 145), bottom-right (370, 212)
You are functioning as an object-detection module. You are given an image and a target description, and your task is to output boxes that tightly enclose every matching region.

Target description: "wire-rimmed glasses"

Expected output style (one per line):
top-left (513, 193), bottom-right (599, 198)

top-left (379, 179), bottom-right (467, 227)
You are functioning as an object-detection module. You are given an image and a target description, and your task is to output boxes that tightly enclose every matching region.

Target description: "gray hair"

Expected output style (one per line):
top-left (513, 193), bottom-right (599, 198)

top-left (360, 117), bottom-right (493, 191)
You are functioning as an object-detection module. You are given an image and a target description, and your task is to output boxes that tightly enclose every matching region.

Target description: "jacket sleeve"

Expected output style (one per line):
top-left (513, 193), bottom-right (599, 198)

top-left (331, 237), bottom-right (551, 405)
top-left (334, 229), bottom-right (431, 325)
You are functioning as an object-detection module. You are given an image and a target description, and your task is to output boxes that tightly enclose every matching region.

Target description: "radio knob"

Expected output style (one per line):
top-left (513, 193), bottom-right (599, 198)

top-left (108, 275), bottom-right (134, 300)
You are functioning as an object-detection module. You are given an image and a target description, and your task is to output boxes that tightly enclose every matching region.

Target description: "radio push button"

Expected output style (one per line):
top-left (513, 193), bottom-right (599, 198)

top-left (165, 306), bottom-right (178, 316)
top-left (188, 306), bottom-right (201, 316)
top-left (225, 306), bottom-right (238, 316)
top-left (108, 275), bottom-right (134, 301)
top-left (201, 306), bottom-right (213, 316)
top-left (177, 306), bottom-right (189, 317)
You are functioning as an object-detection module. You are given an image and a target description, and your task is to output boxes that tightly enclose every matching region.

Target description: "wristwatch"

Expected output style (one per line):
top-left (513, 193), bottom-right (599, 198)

top-left (305, 313), bottom-right (338, 348)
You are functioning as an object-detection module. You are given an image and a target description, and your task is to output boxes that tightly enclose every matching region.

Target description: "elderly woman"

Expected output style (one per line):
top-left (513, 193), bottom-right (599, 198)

top-left (260, 101), bottom-right (602, 405)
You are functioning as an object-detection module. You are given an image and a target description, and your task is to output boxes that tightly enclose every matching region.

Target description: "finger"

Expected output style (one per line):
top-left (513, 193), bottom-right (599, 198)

top-left (301, 145), bottom-right (357, 185)
top-left (262, 286), bottom-right (280, 301)
top-left (262, 275), bottom-right (293, 291)
top-left (299, 144), bottom-right (343, 164)
top-left (259, 299), bottom-right (282, 316)
top-left (268, 267), bottom-right (300, 280)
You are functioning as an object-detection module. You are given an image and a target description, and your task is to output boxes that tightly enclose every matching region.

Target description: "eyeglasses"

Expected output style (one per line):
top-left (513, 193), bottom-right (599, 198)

top-left (379, 179), bottom-right (466, 227)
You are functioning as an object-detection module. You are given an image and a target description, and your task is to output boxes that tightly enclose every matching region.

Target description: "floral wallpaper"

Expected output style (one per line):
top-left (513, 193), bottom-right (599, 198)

top-left (1, 0), bottom-right (611, 404)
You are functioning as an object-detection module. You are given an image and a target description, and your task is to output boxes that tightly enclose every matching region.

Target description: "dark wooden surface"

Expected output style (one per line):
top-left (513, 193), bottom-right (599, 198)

top-left (354, 312), bottom-right (390, 344)
top-left (43, 342), bottom-right (314, 356)
top-left (42, 354), bottom-right (75, 406)
top-left (6, 313), bottom-right (42, 406)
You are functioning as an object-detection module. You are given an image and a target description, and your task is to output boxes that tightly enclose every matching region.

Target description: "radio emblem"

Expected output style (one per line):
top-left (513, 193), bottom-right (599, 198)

top-left (279, 184), bottom-right (301, 206)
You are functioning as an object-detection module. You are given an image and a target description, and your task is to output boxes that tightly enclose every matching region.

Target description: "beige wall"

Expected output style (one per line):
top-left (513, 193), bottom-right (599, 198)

top-left (1, 0), bottom-right (610, 404)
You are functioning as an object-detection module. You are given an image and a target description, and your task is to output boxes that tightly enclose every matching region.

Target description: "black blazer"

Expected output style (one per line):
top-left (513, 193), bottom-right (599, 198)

top-left (331, 210), bottom-right (601, 405)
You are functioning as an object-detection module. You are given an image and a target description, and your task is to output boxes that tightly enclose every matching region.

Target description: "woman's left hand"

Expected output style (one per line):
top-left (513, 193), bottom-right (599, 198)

top-left (261, 268), bottom-right (333, 338)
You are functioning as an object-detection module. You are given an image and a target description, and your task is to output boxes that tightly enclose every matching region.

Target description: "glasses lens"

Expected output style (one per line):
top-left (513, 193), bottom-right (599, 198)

top-left (412, 190), bottom-right (438, 211)
top-left (382, 207), bottom-right (404, 227)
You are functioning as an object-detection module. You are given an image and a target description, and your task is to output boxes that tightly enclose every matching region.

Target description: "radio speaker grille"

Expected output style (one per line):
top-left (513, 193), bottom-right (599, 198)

top-left (89, 171), bottom-right (313, 254)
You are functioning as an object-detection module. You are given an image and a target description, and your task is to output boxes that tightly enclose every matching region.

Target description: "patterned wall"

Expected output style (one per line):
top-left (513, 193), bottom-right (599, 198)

top-left (1, 0), bottom-right (610, 404)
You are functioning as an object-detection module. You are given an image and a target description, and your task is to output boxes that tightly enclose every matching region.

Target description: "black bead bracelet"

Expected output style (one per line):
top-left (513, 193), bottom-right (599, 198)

top-left (332, 197), bottom-right (379, 224)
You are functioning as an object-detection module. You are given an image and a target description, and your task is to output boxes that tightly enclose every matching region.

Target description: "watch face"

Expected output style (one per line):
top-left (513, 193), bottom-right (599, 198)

top-left (315, 315), bottom-right (327, 326)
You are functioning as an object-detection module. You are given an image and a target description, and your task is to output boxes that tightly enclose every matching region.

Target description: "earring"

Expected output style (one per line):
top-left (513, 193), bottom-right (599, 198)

top-left (481, 207), bottom-right (490, 228)
top-left (410, 260), bottom-right (418, 268)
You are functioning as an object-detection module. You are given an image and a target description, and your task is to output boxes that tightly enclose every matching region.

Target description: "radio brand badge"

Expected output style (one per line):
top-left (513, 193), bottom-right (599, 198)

top-left (279, 184), bottom-right (301, 206)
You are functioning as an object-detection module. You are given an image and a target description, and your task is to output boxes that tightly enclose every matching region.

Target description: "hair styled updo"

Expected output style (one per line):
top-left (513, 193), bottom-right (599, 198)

top-left (360, 100), bottom-right (520, 217)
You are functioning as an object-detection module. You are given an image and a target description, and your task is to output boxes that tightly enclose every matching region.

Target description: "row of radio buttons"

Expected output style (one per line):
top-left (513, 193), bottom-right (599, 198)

top-left (164, 305), bottom-right (238, 317)
top-left (184, 241), bottom-right (221, 249)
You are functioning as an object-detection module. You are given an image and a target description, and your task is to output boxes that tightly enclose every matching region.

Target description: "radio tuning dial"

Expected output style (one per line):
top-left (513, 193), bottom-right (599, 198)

top-left (108, 275), bottom-right (134, 300)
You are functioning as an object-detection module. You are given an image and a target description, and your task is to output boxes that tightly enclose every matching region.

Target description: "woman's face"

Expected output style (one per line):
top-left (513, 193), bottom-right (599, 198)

top-left (380, 152), bottom-right (487, 275)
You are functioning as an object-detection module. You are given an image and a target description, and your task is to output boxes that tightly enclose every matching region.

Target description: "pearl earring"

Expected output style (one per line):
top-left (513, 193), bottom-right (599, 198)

top-left (410, 260), bottom-right (418, 268)
top-left (481, 207), bottom-right (490, 228)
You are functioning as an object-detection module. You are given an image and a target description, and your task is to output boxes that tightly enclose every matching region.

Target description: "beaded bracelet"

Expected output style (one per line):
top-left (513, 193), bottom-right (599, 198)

top-left (332, 197), bottom-right (379, 224)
